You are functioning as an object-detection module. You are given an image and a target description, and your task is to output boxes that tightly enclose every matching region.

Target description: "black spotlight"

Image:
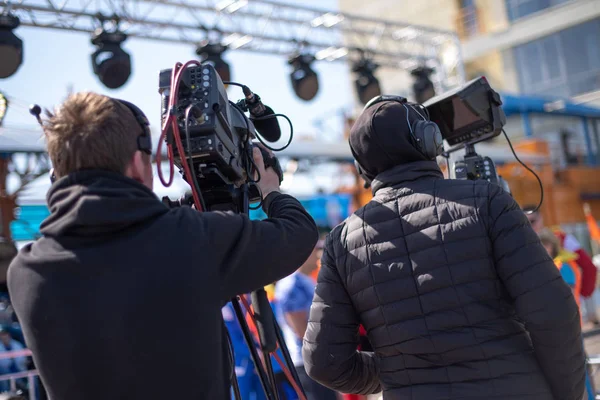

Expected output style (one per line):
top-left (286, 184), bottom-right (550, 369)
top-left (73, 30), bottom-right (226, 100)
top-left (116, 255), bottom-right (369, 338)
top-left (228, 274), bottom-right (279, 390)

top-left (411, 66), bottom-right (435, 104)
top-left (196, 42), bottom-right (231, 83)
top-left (288, 53), bottom-right (319, 102)
top-left (352, 58), bottom-right (381, 105)
top-left (0, 14), bottom-right (23, 79)
top-left (91, 29), bottom-right (131, 89)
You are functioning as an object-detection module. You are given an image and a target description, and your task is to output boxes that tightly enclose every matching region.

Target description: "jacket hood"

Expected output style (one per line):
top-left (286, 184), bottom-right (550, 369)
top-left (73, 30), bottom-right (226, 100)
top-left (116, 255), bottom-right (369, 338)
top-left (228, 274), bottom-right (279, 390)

top-left (370, 160), bottom-right (444, 194)
top-left (349, 100), bottom-right (430, 181)
top-left (41, 169), bottom-right (169, 240)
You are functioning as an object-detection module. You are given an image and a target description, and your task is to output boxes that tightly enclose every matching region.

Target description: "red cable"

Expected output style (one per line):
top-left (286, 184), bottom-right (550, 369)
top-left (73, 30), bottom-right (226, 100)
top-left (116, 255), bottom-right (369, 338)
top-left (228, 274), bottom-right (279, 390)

top-left (239, 296), bottom-right (307, 400)
top-left (271, 351), bottom-right (307, 400)
top-left (156, 62), bottom-right (182, 188)
top-left (156, 61), bottom-right (203, 211)
top-left (155, 114), bottom-right (174, 187)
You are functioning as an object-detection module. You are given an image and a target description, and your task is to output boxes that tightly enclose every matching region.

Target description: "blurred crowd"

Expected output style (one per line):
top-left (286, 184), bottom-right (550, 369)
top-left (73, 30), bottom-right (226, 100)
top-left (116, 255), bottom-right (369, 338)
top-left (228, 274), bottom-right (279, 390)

top-left (0, 288), bottom-right (37, 399)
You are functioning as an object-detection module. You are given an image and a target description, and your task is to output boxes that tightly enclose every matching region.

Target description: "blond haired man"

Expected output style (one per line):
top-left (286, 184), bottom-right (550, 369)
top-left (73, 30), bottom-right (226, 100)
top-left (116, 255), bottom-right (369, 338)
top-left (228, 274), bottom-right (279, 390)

top-left (7, 92), bottom-right (317, 400)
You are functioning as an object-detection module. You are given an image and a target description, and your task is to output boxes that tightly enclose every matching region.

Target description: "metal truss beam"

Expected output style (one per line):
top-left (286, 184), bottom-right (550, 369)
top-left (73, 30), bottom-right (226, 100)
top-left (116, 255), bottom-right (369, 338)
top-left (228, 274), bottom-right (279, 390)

top-left (3, 0), bottom-right (465, 90)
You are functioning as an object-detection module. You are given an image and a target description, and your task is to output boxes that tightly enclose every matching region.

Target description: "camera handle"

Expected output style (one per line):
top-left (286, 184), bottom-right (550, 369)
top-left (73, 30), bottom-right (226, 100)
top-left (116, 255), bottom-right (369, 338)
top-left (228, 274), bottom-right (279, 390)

top-left (251, 289), bottom-right (278, 352)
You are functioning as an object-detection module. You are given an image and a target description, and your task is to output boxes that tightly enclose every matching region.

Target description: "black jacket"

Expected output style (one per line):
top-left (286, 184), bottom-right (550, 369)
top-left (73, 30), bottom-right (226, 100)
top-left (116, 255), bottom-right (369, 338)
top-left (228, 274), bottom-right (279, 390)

top-left (8, 170), bottom-right (318, 400)
top-left (303, 161), bottom-right (586, 400)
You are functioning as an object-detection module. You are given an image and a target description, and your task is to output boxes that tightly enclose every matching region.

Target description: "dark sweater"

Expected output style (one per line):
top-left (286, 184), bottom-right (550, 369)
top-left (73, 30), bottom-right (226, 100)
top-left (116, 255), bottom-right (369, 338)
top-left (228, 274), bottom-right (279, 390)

top-left (8, 170), bottom-right (318, 400)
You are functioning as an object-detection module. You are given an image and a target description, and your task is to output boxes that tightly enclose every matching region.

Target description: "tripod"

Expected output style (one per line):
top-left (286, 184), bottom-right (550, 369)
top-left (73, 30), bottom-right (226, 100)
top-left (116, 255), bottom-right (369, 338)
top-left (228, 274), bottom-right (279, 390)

top-left (227, 183), bottom-right (306, 400)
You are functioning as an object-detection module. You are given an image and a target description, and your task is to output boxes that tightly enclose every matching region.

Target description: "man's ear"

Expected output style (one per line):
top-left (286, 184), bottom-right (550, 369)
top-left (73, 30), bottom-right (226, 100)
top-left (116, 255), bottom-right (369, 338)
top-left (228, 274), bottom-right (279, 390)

top-left (354, 160), bottom-right (372, 189)
top-left (125, 151), bottom-right (147, 183)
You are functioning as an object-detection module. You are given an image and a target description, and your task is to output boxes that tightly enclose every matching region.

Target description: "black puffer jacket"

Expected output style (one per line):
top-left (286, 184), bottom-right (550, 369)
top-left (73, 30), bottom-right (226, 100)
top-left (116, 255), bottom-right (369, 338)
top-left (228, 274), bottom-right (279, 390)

top-left (303, 161), bottom-right (586, 400)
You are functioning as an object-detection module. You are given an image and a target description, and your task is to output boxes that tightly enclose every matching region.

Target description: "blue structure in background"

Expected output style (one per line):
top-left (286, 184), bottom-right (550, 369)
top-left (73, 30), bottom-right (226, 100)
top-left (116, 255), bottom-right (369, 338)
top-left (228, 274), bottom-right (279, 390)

top-left (12, 194), bottom-right (353, 242)
top-left (11, 205), bottom-right (48, 241)
top-left (250, 194), bottom-right (352, 227)
top-left (500, 93), bottom-right (600, 166)
top-left (502, 94), bottom-right (600, 120)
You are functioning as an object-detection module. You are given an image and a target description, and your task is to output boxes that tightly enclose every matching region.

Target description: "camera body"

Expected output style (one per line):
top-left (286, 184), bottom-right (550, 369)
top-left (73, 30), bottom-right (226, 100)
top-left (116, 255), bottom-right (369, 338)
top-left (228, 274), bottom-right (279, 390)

top-left (453, 148), bottom-right (511, 193)
top-left (158, 64), bottom-right (261, 210)
top-left (454, 153), bottom-right (498, 183)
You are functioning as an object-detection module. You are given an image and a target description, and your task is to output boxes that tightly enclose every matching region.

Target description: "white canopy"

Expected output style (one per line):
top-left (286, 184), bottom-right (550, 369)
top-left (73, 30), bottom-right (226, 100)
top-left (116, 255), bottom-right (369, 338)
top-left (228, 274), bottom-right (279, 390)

top-left (15, 139), bottom-right (549, 206)
top-left (279, 140), bottom-right (549, 164)
top-left (18, 163), bottom-right (191, 205)
top-left (0, 124), bottom-right (548, 164)
top-left (0, 126), bottom-right (47, 153)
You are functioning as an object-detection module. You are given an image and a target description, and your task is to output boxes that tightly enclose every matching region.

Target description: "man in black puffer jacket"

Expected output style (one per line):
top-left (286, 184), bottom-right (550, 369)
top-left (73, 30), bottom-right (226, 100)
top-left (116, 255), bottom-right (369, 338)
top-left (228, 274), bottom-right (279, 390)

top-left (302, 97), bottom-right (586, 400)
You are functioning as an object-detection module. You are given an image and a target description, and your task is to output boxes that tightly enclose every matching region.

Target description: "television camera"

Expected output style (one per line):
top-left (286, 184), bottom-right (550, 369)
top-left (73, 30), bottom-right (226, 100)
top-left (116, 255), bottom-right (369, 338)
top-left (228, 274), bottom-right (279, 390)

top-left (156, 61), bottom-right (304, 400)
top-left (423, 76), bottom-right (512, 192)
top-left (157, 62), bottom-right (287, 212)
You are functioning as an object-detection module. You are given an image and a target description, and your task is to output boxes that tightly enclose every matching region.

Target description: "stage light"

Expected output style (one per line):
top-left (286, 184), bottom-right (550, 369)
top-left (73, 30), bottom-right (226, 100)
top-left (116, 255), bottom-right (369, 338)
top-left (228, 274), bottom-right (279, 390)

top-left (0, 14), bottom-right (23, 79)
top-left (90, 29), bottom-right (131, 89)
top-left (352, 58), bottom-right (381, 105)
top-left (288, 54), bottom-right (319, 101)
top-left (411, 66), bottom-right (435, 104)
top-left (196, 42), bottom-right (231, 82)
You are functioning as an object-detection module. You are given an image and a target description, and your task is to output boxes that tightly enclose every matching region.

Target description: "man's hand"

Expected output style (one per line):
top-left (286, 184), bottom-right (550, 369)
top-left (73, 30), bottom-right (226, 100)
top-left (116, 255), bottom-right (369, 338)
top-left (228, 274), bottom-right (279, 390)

top-left (253, 145), bottom-right (280, 199)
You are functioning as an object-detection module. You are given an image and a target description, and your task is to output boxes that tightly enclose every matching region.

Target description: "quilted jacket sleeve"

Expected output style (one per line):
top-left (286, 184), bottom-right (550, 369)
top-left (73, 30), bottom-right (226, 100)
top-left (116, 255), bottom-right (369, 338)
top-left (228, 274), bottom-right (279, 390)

top-left (488, 184), bottom-right (586, 400)
top-left (302, 230), bottom-right (381, 395)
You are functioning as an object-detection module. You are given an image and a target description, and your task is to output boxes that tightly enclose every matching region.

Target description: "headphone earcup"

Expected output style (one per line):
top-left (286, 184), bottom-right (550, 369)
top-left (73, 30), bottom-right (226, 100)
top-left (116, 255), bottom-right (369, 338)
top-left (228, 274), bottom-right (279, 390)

top-left (412, 120), bottom-right (444, 160)
top-left (354, 160), bottom-right (372, 189)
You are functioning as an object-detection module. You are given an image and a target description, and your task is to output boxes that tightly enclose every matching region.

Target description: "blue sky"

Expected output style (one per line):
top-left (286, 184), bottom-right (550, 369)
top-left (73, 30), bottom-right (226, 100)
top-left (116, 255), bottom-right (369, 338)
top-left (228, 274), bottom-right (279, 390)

top-left (0, 0), bottom-right (353, 142)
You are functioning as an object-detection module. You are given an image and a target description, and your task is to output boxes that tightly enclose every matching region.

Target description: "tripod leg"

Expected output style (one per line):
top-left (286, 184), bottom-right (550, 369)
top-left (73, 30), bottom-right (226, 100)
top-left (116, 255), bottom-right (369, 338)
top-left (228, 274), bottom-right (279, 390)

top-left (231, 370), bottom-right (242, 400)
top-left (273, 317), bottom-right (306, 398)
top-left (231, 298), bottom-right (277, 400)
top-left (224, 327), bottom-right (243, 400)
top-left (263, 350), bottom-right (281, 400)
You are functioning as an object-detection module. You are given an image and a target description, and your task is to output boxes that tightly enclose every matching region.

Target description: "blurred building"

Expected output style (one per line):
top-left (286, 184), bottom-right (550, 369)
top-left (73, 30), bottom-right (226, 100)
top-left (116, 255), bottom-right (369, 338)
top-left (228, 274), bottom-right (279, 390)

top-left (338, 0), bottom-right (600, 168)
top-left (338, 0), bottom-right (599, 102)
top-left (337, 0), bottom-right (600, 247)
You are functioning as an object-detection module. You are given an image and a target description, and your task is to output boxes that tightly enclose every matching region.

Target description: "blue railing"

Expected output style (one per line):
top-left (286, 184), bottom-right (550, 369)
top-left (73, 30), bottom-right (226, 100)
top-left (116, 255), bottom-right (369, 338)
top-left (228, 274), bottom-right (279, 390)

top-left (11, 205), bottom-right (49, 241)
top-left (11, 194), bottom-right (353, 241)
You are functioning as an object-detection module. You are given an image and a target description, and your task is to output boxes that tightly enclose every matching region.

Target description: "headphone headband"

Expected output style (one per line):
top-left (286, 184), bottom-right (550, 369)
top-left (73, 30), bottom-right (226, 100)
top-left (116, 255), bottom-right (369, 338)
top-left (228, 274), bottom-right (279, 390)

top-left (113, 98), bottom-right (152, 155)
top-left (363, 95), bottom-right (407, 111)
top-left (359, 94), bottom-right (443, 161)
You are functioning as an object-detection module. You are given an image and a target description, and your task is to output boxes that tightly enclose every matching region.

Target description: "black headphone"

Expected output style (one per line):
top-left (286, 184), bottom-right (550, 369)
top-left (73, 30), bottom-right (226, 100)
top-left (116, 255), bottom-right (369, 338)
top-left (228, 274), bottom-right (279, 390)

top-left (115, 98), bottom-right (153, 156)
top-left (350, 95), bottom-right (444, 189)
top-left (48, 98), bottom-right (152, 183)
top-left (363, 95), bottom-right (444, 161)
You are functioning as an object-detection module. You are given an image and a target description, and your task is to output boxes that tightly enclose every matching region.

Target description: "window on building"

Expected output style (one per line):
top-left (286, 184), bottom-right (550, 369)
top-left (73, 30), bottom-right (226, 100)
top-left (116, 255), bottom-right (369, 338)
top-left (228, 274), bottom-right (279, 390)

top-left (561, 21), bottom-right (600, 96)
top-left (460, 0), bottom-right (479, 37)
top-left (529, 115), bottom-right (591, 168)
top-left (506, 0), bottom-right (572, 22)
top-left (513, 18), bottom-right (600, 97)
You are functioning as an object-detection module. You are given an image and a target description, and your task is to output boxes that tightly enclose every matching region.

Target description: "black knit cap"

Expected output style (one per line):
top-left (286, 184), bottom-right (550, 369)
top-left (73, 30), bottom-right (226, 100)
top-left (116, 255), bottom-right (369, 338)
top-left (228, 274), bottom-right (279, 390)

top-left (349, 100), bottom-right (429, 180)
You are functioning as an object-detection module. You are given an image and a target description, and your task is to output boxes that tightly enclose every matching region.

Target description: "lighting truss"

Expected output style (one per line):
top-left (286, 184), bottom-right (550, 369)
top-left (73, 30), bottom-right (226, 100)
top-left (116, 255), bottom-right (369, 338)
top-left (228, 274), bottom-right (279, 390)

top-left (3, 0), bottom-right (465, 90)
